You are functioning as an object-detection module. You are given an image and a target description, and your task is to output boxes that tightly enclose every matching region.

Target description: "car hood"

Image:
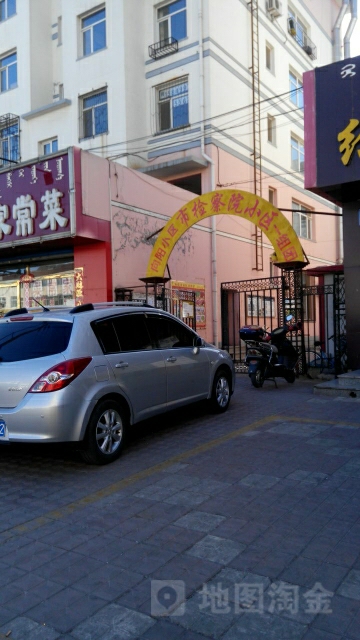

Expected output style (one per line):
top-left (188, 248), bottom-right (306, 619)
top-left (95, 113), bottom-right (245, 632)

top-left (0, 355), bottom-right (66, 408)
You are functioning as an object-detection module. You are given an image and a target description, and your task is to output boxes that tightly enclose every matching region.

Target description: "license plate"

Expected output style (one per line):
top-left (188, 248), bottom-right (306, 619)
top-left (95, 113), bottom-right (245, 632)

top-left (0, 419), bottom-right (9, 441)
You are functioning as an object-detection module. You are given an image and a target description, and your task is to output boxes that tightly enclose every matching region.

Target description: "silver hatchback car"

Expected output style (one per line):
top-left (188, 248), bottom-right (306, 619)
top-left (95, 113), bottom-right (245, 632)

top-left (0, 302), bottom-right (235, 464)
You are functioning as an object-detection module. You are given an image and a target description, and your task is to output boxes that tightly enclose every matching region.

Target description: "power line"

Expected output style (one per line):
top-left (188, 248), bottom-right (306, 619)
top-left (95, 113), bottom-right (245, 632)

top-left (89, 87), bottom-right (303, 156)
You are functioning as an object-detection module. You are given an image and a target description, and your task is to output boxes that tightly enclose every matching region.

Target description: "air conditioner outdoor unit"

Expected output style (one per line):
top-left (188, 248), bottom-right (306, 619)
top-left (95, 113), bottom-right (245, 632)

top-left (266, 0), bottom-right (282, 18)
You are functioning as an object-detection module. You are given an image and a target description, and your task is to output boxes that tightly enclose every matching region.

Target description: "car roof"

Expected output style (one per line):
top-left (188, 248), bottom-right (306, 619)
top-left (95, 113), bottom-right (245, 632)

top-left (0, 302), bottom-right (184, 324)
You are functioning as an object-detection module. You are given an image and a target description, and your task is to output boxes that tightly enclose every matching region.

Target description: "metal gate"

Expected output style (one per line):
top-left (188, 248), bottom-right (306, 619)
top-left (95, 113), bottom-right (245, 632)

top-left (221, 270), bottom-right (346, 376)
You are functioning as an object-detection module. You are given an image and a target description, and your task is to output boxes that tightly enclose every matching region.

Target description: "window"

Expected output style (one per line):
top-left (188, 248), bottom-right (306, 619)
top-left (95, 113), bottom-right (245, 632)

top-left (288, 8), bottom-right (307, 47)
top-left (267, 115), bottom-right (276, 144)
top-left (157, 0), bottom-right (187, 42)
top-left (268, 187), bottom-right (277, 206)
top-left (289, 70), bottom-right (303, 109)
top-left (81, 7), bottom-right (106, 56)
top-left (81, 89), bottom-right (108, 139)
top-left (0, 120), bottom-right (19, 167)
top-left (41, 138), bottom-right (58, 156)
top-left (146, 314), bottom-right (195, 349)
top-left (0, 51), bottom-right (17, 92)
top-left (0, 0), bottom-right (16, 21)
top-left (265, 43), bottom-right (274, 73)
top-left (156, 77), bottom-right (189, 132)
top-left (0, 322), bottom-right (72, 362)
top-left (57, 16), bottom-right (62, 45)
top-left (94, 314), bottom-right (153, 353)
top-left (288, 7), bottom-right (316, 58)
top-left (291, 136), bottom-right (304, 172)
top-left (292, 201), bottom-right (312, 239)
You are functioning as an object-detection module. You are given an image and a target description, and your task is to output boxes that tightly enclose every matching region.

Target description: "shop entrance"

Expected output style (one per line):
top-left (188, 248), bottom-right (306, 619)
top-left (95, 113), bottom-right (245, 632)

top-left (0, 254), bottom-right (76, 315)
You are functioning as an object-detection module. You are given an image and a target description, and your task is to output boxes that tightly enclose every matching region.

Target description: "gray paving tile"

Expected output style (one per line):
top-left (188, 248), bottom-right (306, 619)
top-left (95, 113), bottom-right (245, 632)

top-left (186, 535), bottom-right (245, 565)
top-left (312, 594), bottom-right (360, 635)
top-left (338, 569), bottom-right (360, 600)
top-left (164, 491), bottom-right (210, 506)
top-left (222, 611), bottom-right (306, 639)
top-left (238, 473), bottom-right (281, 489)
top-left (71, 603), bottom-right (155, 639)
top-left (174, 511), bottom-right (226, 532)
top-left (171, 590), bottom-right (236, 639)
top-left (280, 557), bottom-right (322, 587)
top-left (0, 616), bottom-right (61, 639)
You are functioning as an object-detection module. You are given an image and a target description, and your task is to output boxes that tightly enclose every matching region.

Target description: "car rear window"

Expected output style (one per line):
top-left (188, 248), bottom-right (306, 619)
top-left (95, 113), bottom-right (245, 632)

top-left (0, 321), bottom-right (72, 362)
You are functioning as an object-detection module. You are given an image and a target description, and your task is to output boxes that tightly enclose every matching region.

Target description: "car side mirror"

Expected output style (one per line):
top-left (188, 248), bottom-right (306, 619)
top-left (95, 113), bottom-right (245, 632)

top-left (192, 336), bottom-right (203, 354)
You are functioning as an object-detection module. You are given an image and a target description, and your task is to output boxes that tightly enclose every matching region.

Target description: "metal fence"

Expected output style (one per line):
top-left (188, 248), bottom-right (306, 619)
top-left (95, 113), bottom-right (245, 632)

top-left (221, 270), bottom-right (346, 376)
top-left (115, 285), bottom-right (197, 330)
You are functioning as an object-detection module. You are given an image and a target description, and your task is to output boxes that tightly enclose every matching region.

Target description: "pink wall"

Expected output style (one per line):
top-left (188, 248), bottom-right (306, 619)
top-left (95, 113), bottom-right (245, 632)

top-left (77, 148), bottom-right (341, 343)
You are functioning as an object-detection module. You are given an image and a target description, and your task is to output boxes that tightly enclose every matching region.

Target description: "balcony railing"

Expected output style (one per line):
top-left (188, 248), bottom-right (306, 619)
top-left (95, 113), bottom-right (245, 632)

top-left (288, 19), bottom-right (317, 60)
top-left (149, 37), bottom-right (178, 60)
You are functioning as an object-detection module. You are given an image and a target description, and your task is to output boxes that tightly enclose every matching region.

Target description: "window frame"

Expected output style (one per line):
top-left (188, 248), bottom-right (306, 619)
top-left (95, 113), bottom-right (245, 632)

top-left (157, 0), bottom-right (187, 43)
top-left (41, 138), bottom-right (58, 156)
top-left (265, 42), bottom-right (274, 73)
top-left (80, 6), bottom-right (106, 57)
top-left (80, 88), bottom-right (108, 140)
top-left (145, 313), bottom-right (196, 349)
top-left (268, 187), bottom-right (277, 207)
top-left (288, 7), bottom-right (308, 47)
top-left (0, 50), bottom-right (17, 92)
top-left (292, 200), bottom-right (312, 240)
top-left (267, 114), bottom-right (276, 145)
top-left (156, 76), bottom-right (189, 133)
top-left (291, 135), bottom-right (304, 172)
top-left (0, 0), bottom-right (16, 22)
top-left (289, 69), bottom-right (303, 109)
top-left (0, 119), bottom-right (19, 167)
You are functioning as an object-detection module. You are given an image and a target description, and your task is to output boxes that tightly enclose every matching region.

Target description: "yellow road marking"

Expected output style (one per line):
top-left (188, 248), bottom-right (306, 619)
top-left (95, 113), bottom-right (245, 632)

top-left (5, 413), bottom-right (360, 539)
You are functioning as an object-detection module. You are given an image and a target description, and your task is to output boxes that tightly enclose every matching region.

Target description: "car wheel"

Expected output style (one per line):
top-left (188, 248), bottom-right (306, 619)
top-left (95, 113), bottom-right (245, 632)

top-left (81, 399), bottom-right (127, 465)
top-left (250, 368), bottom-right (264, 388)
top-left (210, 369), bottom-right (231, 413)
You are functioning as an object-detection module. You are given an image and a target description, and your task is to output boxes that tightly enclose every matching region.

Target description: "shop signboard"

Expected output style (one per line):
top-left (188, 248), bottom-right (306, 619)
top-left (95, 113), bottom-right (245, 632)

top-left (304, 54), bottom-right (360, 198)
top-left (0, 153), bottom-right (73, 248)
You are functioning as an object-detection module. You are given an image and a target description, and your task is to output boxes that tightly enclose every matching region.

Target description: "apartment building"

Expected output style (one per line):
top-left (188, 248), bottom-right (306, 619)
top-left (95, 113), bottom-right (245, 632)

top-left (0, 0), bottom-right (354, 343)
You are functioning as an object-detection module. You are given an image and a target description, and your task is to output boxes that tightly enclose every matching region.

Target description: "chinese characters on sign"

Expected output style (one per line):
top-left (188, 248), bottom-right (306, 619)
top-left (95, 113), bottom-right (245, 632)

top-left (338, 119), bottom-right (360, 166)
top-left (146, 190), bottom-right (306, 278)
top-left (0, 155), bottom-right (71, 246)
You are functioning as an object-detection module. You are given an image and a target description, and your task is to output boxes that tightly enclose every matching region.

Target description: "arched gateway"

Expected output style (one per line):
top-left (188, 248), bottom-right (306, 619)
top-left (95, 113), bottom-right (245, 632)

top-left (146, 189), bottom-right (307, 278)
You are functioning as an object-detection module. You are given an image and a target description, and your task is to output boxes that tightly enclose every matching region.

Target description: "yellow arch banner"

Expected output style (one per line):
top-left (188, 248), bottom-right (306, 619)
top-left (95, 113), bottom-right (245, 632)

top-left (146, 190), bottom-right (306, 278)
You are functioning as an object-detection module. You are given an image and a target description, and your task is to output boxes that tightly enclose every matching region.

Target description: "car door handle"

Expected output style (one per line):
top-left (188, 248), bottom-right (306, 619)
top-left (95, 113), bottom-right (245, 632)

top-left (115, 362), bottom-right (129, 368)
top-left (166, 356), bottom-right (177, 362)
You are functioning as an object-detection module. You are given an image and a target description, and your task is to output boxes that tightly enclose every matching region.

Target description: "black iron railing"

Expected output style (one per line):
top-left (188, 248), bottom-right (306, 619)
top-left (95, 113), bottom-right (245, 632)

top-left (149, 37), bottom-right (178, 60)
top-left (288, 19), bottom-right (317, 60)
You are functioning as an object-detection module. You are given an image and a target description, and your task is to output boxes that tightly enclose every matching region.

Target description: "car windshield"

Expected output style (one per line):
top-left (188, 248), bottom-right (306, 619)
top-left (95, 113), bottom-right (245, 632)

top-left (0, 321), bottom-right (72, 362)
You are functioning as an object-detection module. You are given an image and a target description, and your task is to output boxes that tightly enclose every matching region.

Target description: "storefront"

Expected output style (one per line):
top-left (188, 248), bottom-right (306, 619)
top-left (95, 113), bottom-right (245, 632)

top-left (0, 148), bottom-right (112, 314)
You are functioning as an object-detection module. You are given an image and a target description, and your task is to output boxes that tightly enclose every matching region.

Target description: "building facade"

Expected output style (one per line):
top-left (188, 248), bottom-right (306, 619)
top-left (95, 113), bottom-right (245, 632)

top-left (0, 0), bottom-right (355, 344)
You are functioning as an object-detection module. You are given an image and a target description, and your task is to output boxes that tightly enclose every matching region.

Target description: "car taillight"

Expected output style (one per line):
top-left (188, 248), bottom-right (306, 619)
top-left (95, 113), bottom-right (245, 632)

top-left (29, 357), bottom-right (92, 393)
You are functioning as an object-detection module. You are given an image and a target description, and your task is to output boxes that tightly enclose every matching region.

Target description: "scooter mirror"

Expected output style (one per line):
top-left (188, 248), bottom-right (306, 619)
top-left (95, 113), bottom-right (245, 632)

top-left (286, 314), bottom-right (293, 322)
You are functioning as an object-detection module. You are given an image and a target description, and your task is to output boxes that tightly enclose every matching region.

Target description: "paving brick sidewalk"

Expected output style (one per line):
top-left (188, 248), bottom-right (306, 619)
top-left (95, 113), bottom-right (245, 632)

top-left (0, 375), bottom-right (360, 639)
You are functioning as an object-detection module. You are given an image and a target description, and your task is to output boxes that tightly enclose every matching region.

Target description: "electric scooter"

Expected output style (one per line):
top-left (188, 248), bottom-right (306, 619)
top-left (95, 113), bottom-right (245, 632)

top-left (239, 315), bottom-right (300, 388)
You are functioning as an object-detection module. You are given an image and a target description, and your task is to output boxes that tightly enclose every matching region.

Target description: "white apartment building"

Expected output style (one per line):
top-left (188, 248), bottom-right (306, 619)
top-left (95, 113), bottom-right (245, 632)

top-left (0, 0), bottom-right (355, 341)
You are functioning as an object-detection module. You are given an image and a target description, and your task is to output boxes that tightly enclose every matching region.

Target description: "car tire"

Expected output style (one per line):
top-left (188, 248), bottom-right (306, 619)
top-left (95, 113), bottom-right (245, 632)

top-left (210, 369), bottom-right (231, 413)
top-left (80, 399), bottom-right (127, 465)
